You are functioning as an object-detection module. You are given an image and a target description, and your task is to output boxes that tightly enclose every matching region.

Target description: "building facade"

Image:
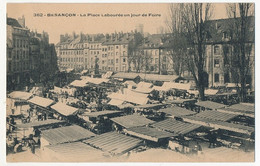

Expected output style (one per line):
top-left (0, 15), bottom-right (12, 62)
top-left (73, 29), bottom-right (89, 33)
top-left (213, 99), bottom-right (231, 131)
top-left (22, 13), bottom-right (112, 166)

top-left (55, 17), bottom-right (254, 90)
top-left (204, 17), bottom-right (255, 89)
top-left (7, 17), bottom-right (30, 90)
top-left (7, 16), bottom-right (58, 90)
top-left (56, 32), bottom-right (131, 73)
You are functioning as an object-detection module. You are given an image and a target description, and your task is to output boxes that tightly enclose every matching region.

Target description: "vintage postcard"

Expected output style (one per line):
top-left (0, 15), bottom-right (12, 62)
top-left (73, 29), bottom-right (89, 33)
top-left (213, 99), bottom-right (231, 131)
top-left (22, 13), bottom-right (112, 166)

top-left (5, 2), bottom-right (255, 163)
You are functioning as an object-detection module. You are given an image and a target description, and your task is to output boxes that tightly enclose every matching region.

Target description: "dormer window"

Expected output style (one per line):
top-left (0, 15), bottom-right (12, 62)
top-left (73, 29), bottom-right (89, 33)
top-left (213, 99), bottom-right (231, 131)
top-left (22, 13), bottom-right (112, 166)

top-left (222, 31), bottom-right (229, 40)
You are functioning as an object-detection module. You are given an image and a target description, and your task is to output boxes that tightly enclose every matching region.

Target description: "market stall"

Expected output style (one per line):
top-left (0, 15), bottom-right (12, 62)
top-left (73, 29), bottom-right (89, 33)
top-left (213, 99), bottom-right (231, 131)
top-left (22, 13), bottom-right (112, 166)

top-left (83, 131), bottom-right (143, 156)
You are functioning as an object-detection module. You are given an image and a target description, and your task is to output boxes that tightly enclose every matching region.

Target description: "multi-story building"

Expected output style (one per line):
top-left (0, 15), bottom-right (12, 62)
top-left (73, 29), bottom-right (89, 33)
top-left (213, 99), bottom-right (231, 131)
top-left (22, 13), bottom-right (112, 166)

top-left (130, 34), bottom-right (172, 74)
top-left (57, 32), bottom-right (131, 73)
top-left (103, 32), bottom-right (130, 72)
top-left (7, 16), bottom-right (58, 90)
top-left (7, 17), bottom-right (30, 90)
top-left (56, 33), bottom-right (85, 71)
top-left (29, 30), bottom-right (58, 82)
top-left (204, 17), bottom-right (255, 89)
top-left (55, 16), bottom-right (254, 91)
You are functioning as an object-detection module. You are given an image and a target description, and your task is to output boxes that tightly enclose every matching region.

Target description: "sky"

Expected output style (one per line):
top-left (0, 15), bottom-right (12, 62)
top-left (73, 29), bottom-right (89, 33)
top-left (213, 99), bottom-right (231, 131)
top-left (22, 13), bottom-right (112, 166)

top-left (7, 3), bottom-right (229, 44)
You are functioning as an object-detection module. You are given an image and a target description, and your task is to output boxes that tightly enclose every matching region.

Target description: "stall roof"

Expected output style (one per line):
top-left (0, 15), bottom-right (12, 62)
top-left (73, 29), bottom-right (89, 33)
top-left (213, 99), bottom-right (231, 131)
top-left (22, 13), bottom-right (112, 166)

top-left (182, 116), bottom-right (254, 135)
top-left (151, 118), bottom-right (201, 135)
top-left (15, 119), bottom-right (66, 128)
top-left (51, 102), bottom-right (79, 116)
top-left (123, 80), bottom-right (137, 86)
top-left (28, 96), bottom-right (55, 108)
top-left (228, 103), bottom-right (254, 112)
top-left (158, 106), bottom-right (197, 117)
top-left (81, 110), bottom-right (123, 118)
top-left (132, 82), bottom-right (154, 94)
top-left (111, 72), bottom-right (140, 79)
top-left (166, 99), bottom-right (197, 104)
top-left (108, 91), bottom-right (149, 105)
top-left (45, 142), bottom-right (103, 160)
top-left (125, 126), bottom-right (174, 142)
top-left (117, 103), bottom-right (135, 109)
top-left (195, 101), bottom-right (226, 110)
top-left (137, 82), bottom-right (153, 88)
top-left (83, 131), bottom-right (143, 155)
top-left (111, 114), bottom-right (154, 128)
top-left (218, 108), bottom-right (254, 118)
top-left (132, 103), bottom-right (167, 109)
top-left (8, 91), bottom-right (33, 100)
top-left (42, 125), bottom-right (95, 145)
top-left (69, 80), bottom-right (88, 87)
top-left (108, 99), bottom-right (124, 106)
top-left (152, 85), bottom-right (164, 91)
top-left (139, 74), bottom-right (182, 82)
top-left (192, 110), bottom-right (238, 122)
top-left (161, 82), bottom-right (191, 91)
top-left (132, 87), bottom-right (154, 94)
top-left (81, 76), bottom-right (109, 85)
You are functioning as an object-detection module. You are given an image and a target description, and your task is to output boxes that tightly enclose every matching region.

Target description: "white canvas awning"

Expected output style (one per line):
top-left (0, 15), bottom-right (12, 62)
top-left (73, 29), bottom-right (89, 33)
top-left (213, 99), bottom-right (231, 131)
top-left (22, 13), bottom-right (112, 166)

top-left (108, 90), bottom-right (149, 105)
top-left (28, 96), bottom-right (55, 108)
top-left (8, 91), bottom-right (33, 100)
top-left (80, 76), bottom-right (109, 85)
top-left (51, 102), bottom-right (79, 116)
top-left (161, 82), bottom-right (191, 91)
top-left (70, 80), bottom-right (88, 87)
top-left (108, 99), bottom-right (124, 106)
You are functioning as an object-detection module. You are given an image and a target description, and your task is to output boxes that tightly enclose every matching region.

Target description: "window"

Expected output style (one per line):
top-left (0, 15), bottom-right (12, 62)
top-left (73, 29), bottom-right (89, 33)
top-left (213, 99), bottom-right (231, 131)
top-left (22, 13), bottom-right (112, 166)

top-left (223, 32), bottom-right (228, 39)
top-left (116, 46), bottom-right (119, 49)
top-left (214, 46), bottom-right (220, 55)
top-left (116, 59), bottom-right (118, 63)
top-left (123, 58), bottom-right (126, 62)
top-left (214, 59), bottom-right (220, 67)
top-left (214, 73), bottom-right (219, 83)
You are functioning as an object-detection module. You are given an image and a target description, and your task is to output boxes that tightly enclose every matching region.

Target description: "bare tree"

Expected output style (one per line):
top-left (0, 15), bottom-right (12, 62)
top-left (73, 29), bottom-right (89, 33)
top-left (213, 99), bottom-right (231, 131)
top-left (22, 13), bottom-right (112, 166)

top-left (226, 3), bottom-right (254, 102)
top-left (181, 3), bottom-right (213, 100)
top-left (127, 32), bottom-right (144, 72)
top-left (165, 4), bottom-right (188, 76)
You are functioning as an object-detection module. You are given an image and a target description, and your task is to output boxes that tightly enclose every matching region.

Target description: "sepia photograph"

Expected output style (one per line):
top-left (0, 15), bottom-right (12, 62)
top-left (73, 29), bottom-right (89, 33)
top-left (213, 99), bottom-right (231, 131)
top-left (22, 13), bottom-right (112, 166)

top-left (5, 2), bottom-right (255, 163)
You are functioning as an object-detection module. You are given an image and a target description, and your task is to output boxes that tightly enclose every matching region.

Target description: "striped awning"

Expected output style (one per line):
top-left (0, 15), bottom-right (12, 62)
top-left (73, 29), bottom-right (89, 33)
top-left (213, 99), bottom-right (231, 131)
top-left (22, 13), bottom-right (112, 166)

top-left (124, 126), bottom-right (174, 142)
top-left (151, 118), bottom-right (201, 135)
top-left (83, 131), bottom-right (143, 155)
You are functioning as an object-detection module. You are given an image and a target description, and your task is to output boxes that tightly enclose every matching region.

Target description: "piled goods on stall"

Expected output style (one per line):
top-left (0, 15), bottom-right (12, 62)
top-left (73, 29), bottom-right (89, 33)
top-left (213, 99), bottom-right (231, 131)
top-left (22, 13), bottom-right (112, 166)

top-left (77, 110), bottom-right (123, 134)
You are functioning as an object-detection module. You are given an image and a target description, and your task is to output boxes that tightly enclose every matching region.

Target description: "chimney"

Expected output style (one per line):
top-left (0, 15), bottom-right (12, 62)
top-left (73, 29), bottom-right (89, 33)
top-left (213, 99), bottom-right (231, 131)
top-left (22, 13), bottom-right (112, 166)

top-left (115, 33), bottom-right (118, 41)
top-left (72, 31), bottom-right (76, 39)
top-left (60, 35), bottom-right (65, 43)
top-left (18, 15), bottom-right (25, 28)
